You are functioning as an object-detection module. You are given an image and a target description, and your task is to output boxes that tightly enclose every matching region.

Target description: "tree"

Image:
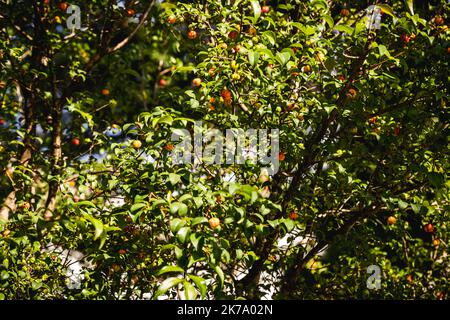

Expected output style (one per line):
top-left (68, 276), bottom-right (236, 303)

top-left (0, 0), bottom-right (448, 299)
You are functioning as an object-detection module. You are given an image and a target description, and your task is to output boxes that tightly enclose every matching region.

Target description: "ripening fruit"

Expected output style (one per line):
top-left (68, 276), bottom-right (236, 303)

top-left (111, 264), bottom-right (121, 272)
top-left (433, 239), bottom-right (440, 247)
top-left (228, 30), bottom-right (238, 40)
top-left (248, 26), bottom-right (257, 36)
top-left (22, 202), bottom-right (31, 210)
top-left (208, 68), bottom-right (216, 76)
top-left (301, 65), bottom-right (311, 73)
top-left (401, 34), bottom-right (410, 44)
top-left (71, 137), bottom-right (80, 146)
top-left (2, 229), bottom-right (11, 237)
top-left (261, 6), bottom-right (270, 14)
top-left (338, 75), bottom-right (346, 81)
top-left (233, 44), bottom-right (241, 53)
top-left (447, 47), bottom-right (450, 54)
top-left (406, 274), bottom-right (413, 284)
top-left (167, 15), bottom-right (176, 24)
top-left (434, 15), bottom-right (444, 25)
top-left (340, 9), bottom-right (350, 17)
top-left (58, 2), bottom-right (68, 11)
top-left (101, 89), bottom-right (110, 96)
top-left (165, 144), bottom-right (174, 151)
top-left (209, 97), bottom-right (216, 103)
top-left (126, 9), bottom-right (135, 17)
top-left (278, 152), bottom-right (286, 161)
top-left (0, 118), bottom-right (5, 126)
top-left (347, 88), bottom-right (358, 99)
top-left (159, 78), bottom-right (167, 87)
top-left (369, 116), bottom-right (377, 125)
top-left (387, 216), bottom-right (397, 225)
top-left (0, 81), bottom-right (6, 89)
top-left (289, 212), bottom-right (299, 220)
top-left (192, 78), bottom-right (202, 87)
top-left (187, 30), bottom-right (197, 39)
top-left (208, 217), bottom-right (220, 229)
top-left (118, 249), bottom-right (127, 255)
top-left (54, 16), bottom-right (62, 24)
top-left (43, 0), bottom-right (50, 5)
top-left (424, 223), bottom-right (434, 233)
top-left (221, 89), bottom-right (232, 105)
top-left (132, 140), bottom-right (142, 149)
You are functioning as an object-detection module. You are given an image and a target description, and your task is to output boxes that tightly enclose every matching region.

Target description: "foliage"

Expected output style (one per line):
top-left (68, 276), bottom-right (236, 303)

top-left (0, 0), bottom-right (449, 299)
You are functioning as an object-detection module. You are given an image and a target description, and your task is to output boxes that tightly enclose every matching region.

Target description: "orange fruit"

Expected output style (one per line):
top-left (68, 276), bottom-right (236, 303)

top-left (167, 15), bottom-right (176, 24)
top-left (132, 140), bottom-right (142, 149)
top-left (208, 217), bottom-right (220, 229)
top-left (101, 89), bottom-right (110, 96)
top-left (187, 30), bottom-right (198, 39)
top-left (192, 78), bottom-right (202, 87)
top-left (387, 216), bottom-right (397, 225)
top-left (289, 212), bottom-right (299, 220)
top-left (424, 223), bottom-right (434, 233)
top-left (278, 152), bottom-right (286, 161)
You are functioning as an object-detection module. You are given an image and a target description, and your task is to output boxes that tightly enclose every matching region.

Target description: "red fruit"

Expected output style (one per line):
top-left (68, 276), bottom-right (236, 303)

top-left (58, 2), bottom-right (68, 11)
top-left (228, 31), bottom-right (238, 40)
top-left (101, 89), bottom-right (110, 96)
top-left (278, 152), bottom-right (286, 161)
top-left (159, 79), bottom-right (167, 87)
top-left (401, 34), bottom-right (410, 44)
top-left (393, 127), bottom-right (400, 136)
top-left (434, 16), bottom-right (444, 25)
top-left (126, 9), bottom-right (135, 17)
top-left (22, 202), bottom-right (31, 210)
top-left (340, 9), bottom-right (350, 17)
top-left (369, 116), bottom-right (377, 125)
top-left (261, 6), bottom-right (270, 14)
top-left (0, 118), bottom-right (5, 126)
top-left (165, 144), bottom-right (174, 151)
top-left (71, 137), bottom-right (80, 146)
top-left (289, 212), bottom-right (299, 220)
top-left (424, 223), bottom-right (434, 233)
top-left (447, 47), bottom-right (450, 54)
top-left (118, 249), bottom-right (127, 255)
top-left (338, 75), bottom-right (346, 81)
top-left (43, 0), bottom-right (50, 5)
top-left (187, 30), bottom-right (197, 40)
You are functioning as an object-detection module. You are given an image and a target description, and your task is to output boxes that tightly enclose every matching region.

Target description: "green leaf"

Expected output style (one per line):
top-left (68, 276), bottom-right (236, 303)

top-left (170, 218), bottom-right (186, 233)
top-left (130, 202), bottom-right (146, 213)
top-left (157, 265), bottom-right (185, 276)
top-left (404, 0), bottom-right (414, 16)
top-left (411, 203), bottom-right (422, 214)
top-left (183, 281), bottom-right (197, 300)
top-left (154, 277), bottom-right (184, 299)
top-left (250, 0), bottom-right (261, 20)
top-left (333, 25), bottom-right (354, 35)
top-left (169, 173), bottom-right (181, 185)
top-left (322, 15), bottom-right (334, 29)
top-left (248, 50), bottom-right (260, 67)
top-left (177, 226), bottom-right (191, 243)
top-left (398, 200), bottom-right (408, 209)
top-left (188, 274), bottom-right (207, 299)
top-left (170, 202), bottom-right (188, 216)
top-left (191, 216), bottom-right (208, 227)
top-left (276, 51), bottom-right (291, 66)
top-left (376, 4), bottom-right (396, 18)
top-left (214, 265), bottom-right (225, 288)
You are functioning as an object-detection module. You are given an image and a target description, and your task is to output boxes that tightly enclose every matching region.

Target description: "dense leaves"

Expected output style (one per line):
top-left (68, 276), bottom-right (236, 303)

top-left (0, 0), bottom-right (449, 299)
